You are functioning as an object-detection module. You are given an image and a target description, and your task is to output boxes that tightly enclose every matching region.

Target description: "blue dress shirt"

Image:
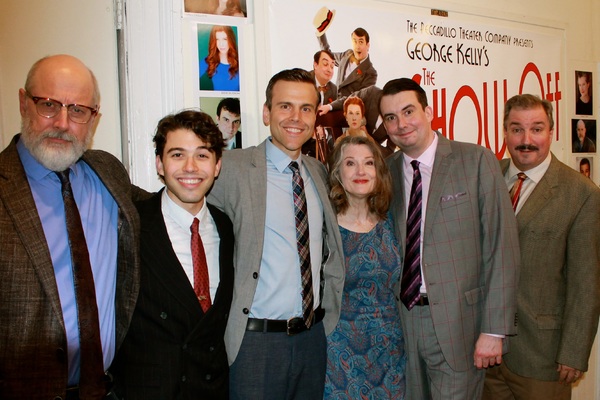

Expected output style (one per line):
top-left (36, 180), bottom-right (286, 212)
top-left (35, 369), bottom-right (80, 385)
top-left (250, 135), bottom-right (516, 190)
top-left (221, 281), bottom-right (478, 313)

top-left (17, 140), bottom-right (118, 385)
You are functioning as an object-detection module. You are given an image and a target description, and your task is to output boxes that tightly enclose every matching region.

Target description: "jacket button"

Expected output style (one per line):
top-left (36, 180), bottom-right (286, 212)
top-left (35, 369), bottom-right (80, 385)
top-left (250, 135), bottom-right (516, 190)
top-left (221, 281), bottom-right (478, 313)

top-left (243, 308), bottom-right (249, 314)
top-left (209, 346), bottom-right (215, 352)
top-left (205, 374), bottom-right (212, 381)
top-left (181, 375), bottom-right (187, 382)
top-left (54, 397), bottom-right (63, 400)
top-left (160, 312), bottom-right (167, 319)
top-left (182, 343), bottom-right (188, 350)
top-left (252, 272), bottom-right (258, 279)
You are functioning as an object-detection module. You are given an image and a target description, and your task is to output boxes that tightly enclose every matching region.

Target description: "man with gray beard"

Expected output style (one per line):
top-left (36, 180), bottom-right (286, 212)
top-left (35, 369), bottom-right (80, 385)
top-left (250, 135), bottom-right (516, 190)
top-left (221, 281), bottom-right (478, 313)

top-left (0, 54), bottom-right (146, 399)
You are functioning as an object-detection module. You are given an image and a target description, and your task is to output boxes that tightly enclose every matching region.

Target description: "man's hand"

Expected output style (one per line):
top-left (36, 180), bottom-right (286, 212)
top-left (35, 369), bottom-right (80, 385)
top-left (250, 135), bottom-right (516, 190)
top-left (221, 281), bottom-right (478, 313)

top-left (557, 364), bottom-right (583, 385)
top-left (318, 104), bottom-right (331, 116)
top-left (473, 334), bottom-right (503, 369)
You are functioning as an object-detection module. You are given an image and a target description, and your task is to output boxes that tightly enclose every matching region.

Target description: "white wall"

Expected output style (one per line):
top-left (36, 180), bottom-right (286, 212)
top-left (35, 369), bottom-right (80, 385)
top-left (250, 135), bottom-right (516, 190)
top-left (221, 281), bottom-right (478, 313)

top-left (0, 0), bottom-right (121, 157)
top-left (0, 0), bottom-right (598, 397)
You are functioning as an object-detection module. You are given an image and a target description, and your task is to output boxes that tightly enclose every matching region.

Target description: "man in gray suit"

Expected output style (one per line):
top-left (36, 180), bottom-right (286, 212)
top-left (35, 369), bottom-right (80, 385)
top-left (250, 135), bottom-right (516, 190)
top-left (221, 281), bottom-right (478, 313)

top-left (311, 49), bottom-right (337, 106)
top-left (483, 94), bottom-right (600, 400)
top-left (0, 55), bottom-right (143, 399)
top-left (317, 27), bottom-right (377, 98)
top-left (380, 78), bottom-right (519, 399)
top-left (208, 68), bottom-right (344, 399)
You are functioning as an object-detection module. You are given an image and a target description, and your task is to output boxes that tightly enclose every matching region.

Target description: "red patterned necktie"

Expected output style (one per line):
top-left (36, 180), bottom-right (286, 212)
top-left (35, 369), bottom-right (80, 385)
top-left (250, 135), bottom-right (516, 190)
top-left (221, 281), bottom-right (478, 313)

top-left (400, 160), bottom-right (423, 310)
top-left (191, 217), bottom-right (211, 312)
top-left (289, 161), bottom-right (315, 328)
top-left (509, 172), bottom-right (527, 212)
top-left (55, 170), bottom-right (106, 398)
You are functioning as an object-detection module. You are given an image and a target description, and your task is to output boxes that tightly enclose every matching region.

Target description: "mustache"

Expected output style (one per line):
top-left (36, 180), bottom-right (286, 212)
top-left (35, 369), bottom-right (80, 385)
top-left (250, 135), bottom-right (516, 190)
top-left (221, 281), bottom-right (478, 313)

top-left (41, 131), bottom-right (76, 142)
top-left (515, 144), bottom-right (539, 151)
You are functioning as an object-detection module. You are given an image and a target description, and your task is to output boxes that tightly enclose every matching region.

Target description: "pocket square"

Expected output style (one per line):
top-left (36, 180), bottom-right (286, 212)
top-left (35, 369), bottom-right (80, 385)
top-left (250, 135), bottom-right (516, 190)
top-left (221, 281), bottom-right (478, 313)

top-left (440, 192), bottom-right (467, 202)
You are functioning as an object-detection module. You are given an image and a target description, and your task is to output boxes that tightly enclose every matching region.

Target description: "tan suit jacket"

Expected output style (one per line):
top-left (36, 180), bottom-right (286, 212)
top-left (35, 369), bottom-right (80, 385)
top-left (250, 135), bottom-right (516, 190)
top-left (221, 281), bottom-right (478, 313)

top-left (0, 135), bottom-right (142, 399)
top-left (501, 155), bottom-right (600, 380)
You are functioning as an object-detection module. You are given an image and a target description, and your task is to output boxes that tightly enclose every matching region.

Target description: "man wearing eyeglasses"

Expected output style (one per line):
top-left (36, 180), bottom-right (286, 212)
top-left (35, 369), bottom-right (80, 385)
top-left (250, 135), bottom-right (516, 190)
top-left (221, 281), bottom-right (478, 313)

top-left (0, 54), bottom-right (146, 399)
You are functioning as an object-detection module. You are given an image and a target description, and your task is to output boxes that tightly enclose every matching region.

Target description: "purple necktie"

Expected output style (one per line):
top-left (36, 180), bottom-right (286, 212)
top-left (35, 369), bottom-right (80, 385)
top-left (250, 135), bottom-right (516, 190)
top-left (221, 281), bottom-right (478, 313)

top-left (400, 160), bottom-right (423, 310)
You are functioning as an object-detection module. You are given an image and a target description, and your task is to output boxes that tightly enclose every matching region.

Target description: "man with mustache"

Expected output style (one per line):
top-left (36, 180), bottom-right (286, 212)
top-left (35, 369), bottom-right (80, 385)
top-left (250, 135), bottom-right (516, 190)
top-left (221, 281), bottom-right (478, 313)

top-left (483, 94), bottom-right (600, 400)
top-left (0, 54), bottom-right (145, 399)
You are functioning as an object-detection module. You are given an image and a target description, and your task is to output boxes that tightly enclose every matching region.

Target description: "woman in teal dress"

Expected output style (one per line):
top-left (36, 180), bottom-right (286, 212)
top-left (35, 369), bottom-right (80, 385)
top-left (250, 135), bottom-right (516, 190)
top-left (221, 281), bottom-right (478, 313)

top-left (325, 135), bottom-right (406, 399)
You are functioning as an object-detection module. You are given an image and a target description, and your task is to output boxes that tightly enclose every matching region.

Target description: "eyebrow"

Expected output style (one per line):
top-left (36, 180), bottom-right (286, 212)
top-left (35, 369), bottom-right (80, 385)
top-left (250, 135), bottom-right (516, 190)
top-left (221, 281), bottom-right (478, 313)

top-left (166, 145), bottom-right (211, 153)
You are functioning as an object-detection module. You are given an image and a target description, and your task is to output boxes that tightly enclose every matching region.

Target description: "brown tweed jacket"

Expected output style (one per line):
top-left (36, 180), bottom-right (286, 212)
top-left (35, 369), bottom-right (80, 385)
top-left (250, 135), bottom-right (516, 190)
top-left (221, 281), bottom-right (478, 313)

top-left (0, 135), bottom-right (142, 399)
top-left (501, 155), bottom-right (600, 380)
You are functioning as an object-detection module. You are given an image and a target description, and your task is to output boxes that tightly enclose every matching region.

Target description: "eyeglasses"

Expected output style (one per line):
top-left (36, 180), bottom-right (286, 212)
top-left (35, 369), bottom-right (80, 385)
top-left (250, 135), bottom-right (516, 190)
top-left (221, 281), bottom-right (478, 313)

top-left (25, 91), bottom-right (98, 124)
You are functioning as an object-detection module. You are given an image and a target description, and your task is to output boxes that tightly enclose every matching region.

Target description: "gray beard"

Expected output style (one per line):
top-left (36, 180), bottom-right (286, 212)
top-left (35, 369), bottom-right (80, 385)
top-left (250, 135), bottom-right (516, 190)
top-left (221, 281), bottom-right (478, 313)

top-left (20, 116), bottom-right (92, 172)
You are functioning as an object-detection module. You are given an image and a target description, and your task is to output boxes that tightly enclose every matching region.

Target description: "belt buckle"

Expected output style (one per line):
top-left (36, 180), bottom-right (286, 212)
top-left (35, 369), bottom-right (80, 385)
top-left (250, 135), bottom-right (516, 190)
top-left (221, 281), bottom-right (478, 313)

top-left (286, 317), bottom-right (304, 336)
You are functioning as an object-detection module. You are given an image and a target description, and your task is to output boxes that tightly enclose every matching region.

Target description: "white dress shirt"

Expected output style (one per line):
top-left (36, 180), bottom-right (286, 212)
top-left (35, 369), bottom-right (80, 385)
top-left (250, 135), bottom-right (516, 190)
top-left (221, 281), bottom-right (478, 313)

top-left (161, 190), bottom-right (221, 300)
top-left (504, 153), bottom-right (551, 215)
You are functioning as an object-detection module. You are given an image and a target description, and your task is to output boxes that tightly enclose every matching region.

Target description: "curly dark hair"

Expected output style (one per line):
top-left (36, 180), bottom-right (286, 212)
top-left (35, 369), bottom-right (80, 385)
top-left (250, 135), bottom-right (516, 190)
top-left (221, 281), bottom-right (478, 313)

top-left (154, 109), bottom-right (226, 162)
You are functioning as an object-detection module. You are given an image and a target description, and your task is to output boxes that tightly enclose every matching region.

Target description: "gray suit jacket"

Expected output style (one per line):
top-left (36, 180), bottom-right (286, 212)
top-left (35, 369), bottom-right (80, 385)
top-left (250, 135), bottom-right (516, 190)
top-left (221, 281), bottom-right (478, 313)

top-left (387, 134), bottom-right (520, 371)
top-left (0, 135), bottom-right (142, 399)
top-left (318, 33), bottom-right (377, 98)
top-left (501, 155), bottom-right (600, 380)
top-left (208, 139), bottom-right (345, 364)
top-left (310, 70), bottom-right (337, 105)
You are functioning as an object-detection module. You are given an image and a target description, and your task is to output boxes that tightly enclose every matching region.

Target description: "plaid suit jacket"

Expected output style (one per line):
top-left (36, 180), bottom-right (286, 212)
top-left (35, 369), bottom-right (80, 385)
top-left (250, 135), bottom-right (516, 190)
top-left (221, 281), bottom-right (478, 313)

top-left (387, 133), bottom-right (520, 371)
top-left (0, 135), bottom-right (142, 399)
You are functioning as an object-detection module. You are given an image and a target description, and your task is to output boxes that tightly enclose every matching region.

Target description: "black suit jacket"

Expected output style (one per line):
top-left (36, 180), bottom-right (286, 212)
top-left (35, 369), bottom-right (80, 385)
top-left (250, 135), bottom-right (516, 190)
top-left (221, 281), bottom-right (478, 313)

top-left (111, 190), bottom-right (234, 400)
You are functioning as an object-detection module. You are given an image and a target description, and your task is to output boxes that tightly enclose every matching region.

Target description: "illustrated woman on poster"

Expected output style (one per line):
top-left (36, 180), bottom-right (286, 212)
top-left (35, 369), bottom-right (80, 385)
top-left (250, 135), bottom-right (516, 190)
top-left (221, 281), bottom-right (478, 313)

top-left (200, 25), bottom-right (240, 91)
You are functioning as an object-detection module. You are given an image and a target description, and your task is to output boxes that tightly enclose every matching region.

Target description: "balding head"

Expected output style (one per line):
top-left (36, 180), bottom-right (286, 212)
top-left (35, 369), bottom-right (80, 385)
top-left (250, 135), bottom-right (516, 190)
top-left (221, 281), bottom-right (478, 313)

top-left (19, 55), bottom-right (100, 171)
top-left (25, 55), bottom-right (100, 107)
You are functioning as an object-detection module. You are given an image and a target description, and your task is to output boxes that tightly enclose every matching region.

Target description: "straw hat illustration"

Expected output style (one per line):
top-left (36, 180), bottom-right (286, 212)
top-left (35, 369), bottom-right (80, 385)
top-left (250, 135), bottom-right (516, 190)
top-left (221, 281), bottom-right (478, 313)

top-left (313, 6), bottom-right (335, 37)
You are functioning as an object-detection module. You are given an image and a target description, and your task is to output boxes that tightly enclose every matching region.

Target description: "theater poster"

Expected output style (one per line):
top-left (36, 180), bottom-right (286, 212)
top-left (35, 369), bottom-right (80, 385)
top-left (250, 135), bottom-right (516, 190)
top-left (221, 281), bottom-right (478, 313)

top-left (267, 0), bottom-right (564, 159)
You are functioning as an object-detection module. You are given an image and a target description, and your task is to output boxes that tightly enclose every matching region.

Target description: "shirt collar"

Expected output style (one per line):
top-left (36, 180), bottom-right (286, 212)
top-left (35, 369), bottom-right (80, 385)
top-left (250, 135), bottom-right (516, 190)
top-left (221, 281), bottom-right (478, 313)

top-left (266, 137), bottom-right (302, 173)
top-left (161, 188), bottom-right (208, 231)
top-left (403, 132), bottom-right (438, 170)
top-left (16, 136), bottom-right (83, 183)
top-left (507, 152), bottom-right (552, 184)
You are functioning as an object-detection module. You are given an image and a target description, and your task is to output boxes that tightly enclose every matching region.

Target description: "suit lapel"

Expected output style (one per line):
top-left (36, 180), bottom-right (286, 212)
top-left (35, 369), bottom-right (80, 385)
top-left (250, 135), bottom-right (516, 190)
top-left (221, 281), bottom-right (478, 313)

top-left (515, 156), bottom-right (558, 231)
top-left (138, 192), bottom-right (204, 316)
top-left (424, 134), bottom-right (453, 241)
top-left (0, 137), bottom-right (64, 328)
top-left (249, 143), bottom-right (268, 244)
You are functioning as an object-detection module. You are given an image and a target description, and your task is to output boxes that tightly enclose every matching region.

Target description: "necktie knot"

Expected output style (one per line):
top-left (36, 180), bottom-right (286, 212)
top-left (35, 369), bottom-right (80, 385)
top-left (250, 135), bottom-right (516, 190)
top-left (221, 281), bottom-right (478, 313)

top-left (55, 169), bottom-right (70, 184)
top-left (318, 85), bottom-right (327, 92)
top-left (510, 172), bottom-right (528, 212)
top-left (289, 161), bottom-right (300, 174)
top-left (410, 160), bottom-right (420, 171)
top-left (191, 217), bottom-right (199, 233)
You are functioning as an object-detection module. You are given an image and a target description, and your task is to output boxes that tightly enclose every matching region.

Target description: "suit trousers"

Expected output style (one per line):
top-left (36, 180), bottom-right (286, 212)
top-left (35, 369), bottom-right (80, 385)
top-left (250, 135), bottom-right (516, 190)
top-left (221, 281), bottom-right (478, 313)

top-left (402, 304), bottom-right (485, 400)
top-left (229, 321), bottom-right (327, 400)
top-left (483, 361), bottom-right (571, 400)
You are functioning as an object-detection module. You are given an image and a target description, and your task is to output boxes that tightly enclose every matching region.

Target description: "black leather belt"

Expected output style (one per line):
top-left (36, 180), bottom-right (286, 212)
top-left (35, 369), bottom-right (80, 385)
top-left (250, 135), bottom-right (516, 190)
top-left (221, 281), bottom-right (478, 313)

top-left (246, 307), bottom-right (325, 335)
top-left (414, 295), bottom-right (429, 306)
